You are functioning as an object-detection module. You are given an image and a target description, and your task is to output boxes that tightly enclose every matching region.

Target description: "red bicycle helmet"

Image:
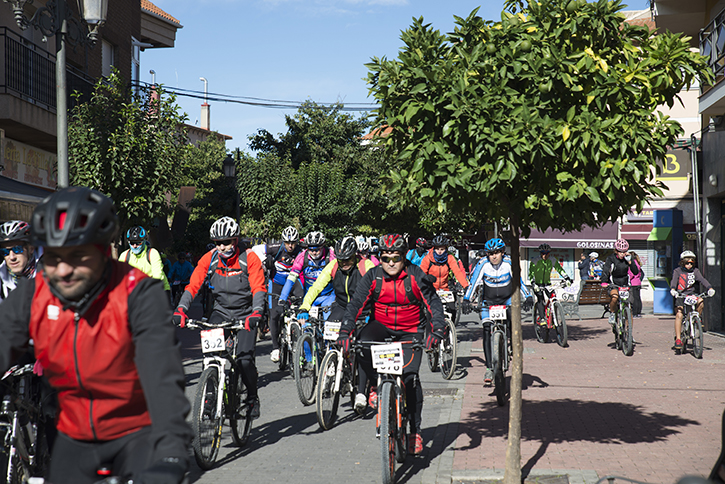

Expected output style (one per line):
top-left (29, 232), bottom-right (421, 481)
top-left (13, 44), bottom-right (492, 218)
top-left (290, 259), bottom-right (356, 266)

top-left (379, 234), bottom-right (408, 253)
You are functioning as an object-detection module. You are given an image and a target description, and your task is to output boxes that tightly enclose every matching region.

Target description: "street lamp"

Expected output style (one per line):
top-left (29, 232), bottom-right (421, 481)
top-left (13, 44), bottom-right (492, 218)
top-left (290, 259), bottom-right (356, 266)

top-left (223, 154), bottom-right (240, 221)
top-left (3, 0), bottom-right (108, 188)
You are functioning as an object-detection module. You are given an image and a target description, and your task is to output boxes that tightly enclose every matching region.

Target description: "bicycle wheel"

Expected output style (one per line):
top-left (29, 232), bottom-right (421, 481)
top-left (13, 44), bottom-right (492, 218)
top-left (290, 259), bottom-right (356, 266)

top-left (278, 335), bottom-right (289, 372)
top-left (492, 331), bottom-right (508, 406)
top-left (230, 370), bottom-right (253, 446)
top-left (614, 313), bottom-right (622, 350)
top-left (427, 348), bottom-right (439, 372)
top-left (394, 383), bottom-right (408, 464)
top-left (552, 300), bottom-right (568, 348)
top-left (192, 366), bottom-right (222, 470)
top-left (534, 317), bottom-right (549, 344)
top-left (289, 321), bottom-right (301, 354)
top-left (293, 333), bottom-right (317, 406)
top-left (691, 313), bottom-right (704, 359)
top-left (621, 306), bottom-right (634, 357)
top-left (316, 351), bottom-right (341, 430)
top-left (439, 319), bottom-right (457, 380)
top-left (379, 382), bottom-right (396, 484)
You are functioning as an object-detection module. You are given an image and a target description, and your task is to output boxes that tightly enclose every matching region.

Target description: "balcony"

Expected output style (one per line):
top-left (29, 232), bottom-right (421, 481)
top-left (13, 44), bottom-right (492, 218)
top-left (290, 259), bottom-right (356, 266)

top-left (699, 8), bottom-right (725, 117)
top-left (0, 27), bottom-right (95, 113)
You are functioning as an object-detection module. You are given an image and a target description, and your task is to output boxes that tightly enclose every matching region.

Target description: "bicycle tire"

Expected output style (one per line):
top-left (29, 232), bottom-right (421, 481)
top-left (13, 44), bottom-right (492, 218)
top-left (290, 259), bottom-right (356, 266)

top-left (394, 383), bottom-right (408, 464)
top-left (379, 382), bottom-right (396, 484)
top-left (192, 367), bottom-right (222, 470)
top-left (622, 305), bottom-right (634, 356)
top-left (534, 316), bottom-right (549, 344)
top-left (229, 370), bottom-right (253, 446)
top-left (316, 351), bottom-right (340, 430)
top-left (614, 313), bottom-right (622, 350)
top-left (427, 348), bottom-right (439, 372)
top-left (493, 331), bottom-right (507, 406)
top-left (278, 335), bottom-right (289, 372)
top-left (553, 300), bottom-right (568, 348)
top-left (691, 313), bottom-right (704, 359)
top-left (293, 333), bottom-right (317, 406)
top-left (439, 318), bottom-right (457, 380)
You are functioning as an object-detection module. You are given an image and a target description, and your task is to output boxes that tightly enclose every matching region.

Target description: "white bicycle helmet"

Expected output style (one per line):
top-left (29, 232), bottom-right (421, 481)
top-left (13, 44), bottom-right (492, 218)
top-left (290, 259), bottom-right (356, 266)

top-left (281, 226), bottom-right (299, 242)
top-left (355, 235), bottom-right (369, 252)
top-left (209, 216), bottom-right (240, 241)
top-left (680, 250), bottom-right (696, 260)
top-left (305, 231), bottom-right (325, 247)
top-left (0, 220), bottom-right (31, 243)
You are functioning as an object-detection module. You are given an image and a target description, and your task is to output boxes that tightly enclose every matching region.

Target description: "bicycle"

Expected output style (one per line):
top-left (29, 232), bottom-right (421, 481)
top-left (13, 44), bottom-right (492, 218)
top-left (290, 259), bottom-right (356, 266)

top-left (532, 280), bottom-right (569, 347)
top-left (293, 306), bottom-right (331, 406)
top-left (675, 292), bottom-right (710, 359)
top-left (609, 285), bottom-right (634, 356)
top-left (275, 295), bottom-right (302, 372)
top-left (0, 362), bottom-right (52, 484)
top-left (477, 303), bottom-right (511, 406)
top-left (426, 290), bottom-right (458, 380)
top-left (181, 319), bottom-right (253, 470)
top-left (355, 339), bottom-right (424, 484)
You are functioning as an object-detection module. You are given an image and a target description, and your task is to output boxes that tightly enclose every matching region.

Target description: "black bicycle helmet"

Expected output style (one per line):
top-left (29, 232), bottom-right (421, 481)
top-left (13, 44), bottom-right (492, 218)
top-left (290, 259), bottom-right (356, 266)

top-left (126, 225), bottom-right (147, 243)
top-left (538, 243), bottom-right (551, 253)
top-left (432, 235), bottom-right (449, 248)
top-left (31, 186), bottom-right (119, 247)
top-left (335, 236), bottom-right (357, 260)
top-left (0, 220), bottom-right (30, 243)
top-left (379, 234), bottom-right (408, 253)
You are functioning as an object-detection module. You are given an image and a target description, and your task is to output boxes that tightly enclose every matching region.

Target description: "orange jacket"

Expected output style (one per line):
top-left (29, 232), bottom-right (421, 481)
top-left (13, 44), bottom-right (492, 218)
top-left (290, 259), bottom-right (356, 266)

top-left (419, 250), bottom-right (469, 291)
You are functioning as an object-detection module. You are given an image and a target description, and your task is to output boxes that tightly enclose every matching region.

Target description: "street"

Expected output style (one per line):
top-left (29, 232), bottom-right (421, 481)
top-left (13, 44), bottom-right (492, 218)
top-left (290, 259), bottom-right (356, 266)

top-left (176, 303), bottom-right (725, 484)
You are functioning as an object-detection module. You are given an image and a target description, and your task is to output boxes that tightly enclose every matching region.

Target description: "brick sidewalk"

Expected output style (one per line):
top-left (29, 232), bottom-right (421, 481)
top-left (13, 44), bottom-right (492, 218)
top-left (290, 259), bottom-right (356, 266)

top-left (453, 313), bottom-right (725, 483)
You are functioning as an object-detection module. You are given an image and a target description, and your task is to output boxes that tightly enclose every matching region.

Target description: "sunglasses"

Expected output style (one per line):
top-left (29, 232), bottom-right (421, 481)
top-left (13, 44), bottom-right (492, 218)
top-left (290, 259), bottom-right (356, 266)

top-left (540, 251), bottom-right (550, 255)
top-left (308, 246), bottom-right (322, 252)
top-left (487, 250), bottom-right (503, 256)
top-left (1, 245), bottom-right (24, 257)
top-left (214, 239), bottom-right (235, 246)
top-left (683, 261), bottom-right (694, 265)
top-left (381, 255), bottom-right (403, 264)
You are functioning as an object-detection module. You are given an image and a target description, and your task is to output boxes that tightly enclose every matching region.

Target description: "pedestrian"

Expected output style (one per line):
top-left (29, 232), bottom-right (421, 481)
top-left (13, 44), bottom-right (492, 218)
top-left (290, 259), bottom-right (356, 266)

top-left (628, 251), bottom-right (644, 317)
top-left (588, 251), bottom-right (604, 280)
top-left (578, 252), bottom-right (590, 281)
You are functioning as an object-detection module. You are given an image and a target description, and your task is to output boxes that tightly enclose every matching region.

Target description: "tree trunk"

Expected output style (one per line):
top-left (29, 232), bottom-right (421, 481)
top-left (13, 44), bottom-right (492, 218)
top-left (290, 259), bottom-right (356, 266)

top-left (504, 216), bottom-right (523, 484)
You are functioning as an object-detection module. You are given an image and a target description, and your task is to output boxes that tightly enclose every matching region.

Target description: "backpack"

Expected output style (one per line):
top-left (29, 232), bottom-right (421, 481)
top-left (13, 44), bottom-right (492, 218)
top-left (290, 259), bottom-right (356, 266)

top-left (330, 259), bottom-right (369, 280)
top-left (205, 249), bottom-right (249, 288)
top-left (370, 265), bottom-right (420, 306)
top-left (124, 246), bottom-right (152, 264)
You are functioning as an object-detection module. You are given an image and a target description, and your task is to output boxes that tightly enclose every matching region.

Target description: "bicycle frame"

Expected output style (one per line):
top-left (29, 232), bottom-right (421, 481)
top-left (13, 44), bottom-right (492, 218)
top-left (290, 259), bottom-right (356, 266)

top-left (481, 306), bottom-right (511, 373)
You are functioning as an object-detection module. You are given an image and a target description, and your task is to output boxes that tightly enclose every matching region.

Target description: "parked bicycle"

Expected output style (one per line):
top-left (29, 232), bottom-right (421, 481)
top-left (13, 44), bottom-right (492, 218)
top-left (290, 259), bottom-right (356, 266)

top-left (355, 339), bottom-right (424, 484)
top-left (0, 362), bottom-right (52, 484)
top-left (426, 289), bottom-right (458, 380)
top-left (532, 280), bottom-right (569, 347)
top-left (293, 306), bottom-right (332, 406)
top-left (675, 292), bottom-right (710, 359)
top-left (182, 319), bottom-right (253, 470)
top-left (609, 284), bottom-right (634, 356)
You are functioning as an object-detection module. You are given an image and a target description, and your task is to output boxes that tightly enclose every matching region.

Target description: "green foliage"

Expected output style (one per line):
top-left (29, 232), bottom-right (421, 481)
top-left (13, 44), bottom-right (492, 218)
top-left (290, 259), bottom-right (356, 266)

top-left (366, 0), bottom-right (712, 236)
top-left (68, 68), bottom-right (188, 232)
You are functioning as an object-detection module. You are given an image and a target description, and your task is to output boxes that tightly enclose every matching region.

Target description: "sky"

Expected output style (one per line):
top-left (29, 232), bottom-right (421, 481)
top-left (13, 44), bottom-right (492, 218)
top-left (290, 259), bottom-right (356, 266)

top-left (142, 0), bottom-right (510, 153)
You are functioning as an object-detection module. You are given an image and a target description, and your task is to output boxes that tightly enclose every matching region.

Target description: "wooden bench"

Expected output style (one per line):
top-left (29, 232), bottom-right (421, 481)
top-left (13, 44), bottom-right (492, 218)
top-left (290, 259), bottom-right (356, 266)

top-left (578, 279), bottom-right (611, 318)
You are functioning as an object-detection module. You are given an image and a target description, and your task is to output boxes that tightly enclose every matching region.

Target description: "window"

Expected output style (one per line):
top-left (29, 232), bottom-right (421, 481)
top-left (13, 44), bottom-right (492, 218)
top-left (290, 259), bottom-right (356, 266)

top-left (102, 40), bottom-right (115, 78)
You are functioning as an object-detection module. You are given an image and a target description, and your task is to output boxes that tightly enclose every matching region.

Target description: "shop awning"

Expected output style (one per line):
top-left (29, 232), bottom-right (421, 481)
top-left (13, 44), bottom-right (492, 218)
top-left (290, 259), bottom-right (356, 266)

top-left (620, 223), bottom-right (652, 241)
top-left (647, 227), bottom-right (672, 241)
top-left (520, 222), bottom-right (619, 250)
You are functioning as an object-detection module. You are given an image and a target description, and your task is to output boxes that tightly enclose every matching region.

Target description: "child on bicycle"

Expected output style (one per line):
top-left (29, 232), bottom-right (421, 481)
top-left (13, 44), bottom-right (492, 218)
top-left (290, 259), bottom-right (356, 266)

top-left (529, 243), bottom-right (572, 326)
top-left (669, 250), bottom-right (715, 351)
top-left (600, 239), bottom-right (640, 327)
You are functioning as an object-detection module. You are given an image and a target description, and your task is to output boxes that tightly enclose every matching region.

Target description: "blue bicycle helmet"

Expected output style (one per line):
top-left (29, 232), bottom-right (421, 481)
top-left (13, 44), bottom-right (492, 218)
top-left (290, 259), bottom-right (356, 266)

top-left (484, 238), bottom-right (505, 252)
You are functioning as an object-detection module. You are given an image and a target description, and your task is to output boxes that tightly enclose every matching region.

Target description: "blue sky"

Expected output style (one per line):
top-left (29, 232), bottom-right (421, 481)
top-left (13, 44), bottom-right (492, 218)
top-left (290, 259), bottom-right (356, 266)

top-left (142, 0), bottom-right (509, 153)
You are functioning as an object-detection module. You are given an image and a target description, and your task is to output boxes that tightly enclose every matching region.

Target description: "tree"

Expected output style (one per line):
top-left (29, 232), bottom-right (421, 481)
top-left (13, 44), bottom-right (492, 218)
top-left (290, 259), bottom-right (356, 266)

top-left (366, 0), bottom-right (711, 481)
top-left (69, 68), bottom-right (188, 233)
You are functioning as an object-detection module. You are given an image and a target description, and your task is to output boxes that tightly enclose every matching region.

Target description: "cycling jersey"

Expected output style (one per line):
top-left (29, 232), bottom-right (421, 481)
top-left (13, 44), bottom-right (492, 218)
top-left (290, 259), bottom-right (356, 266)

top-left (279, 248), bottom-right (336, 302)
top-left (465, 255), bottom-right (531, 306)
top-left (406, 248), bottom-right (426, 266)
top-left (168, 260), bottom-right (194, 283)
top-left (0, 249), bottom-right (42, 299)
top-left (119, 244), bottom-right (170, 291)
top-left (300, 258), bottom-right (375, 313)
top-left (600, 254), bottom-right (638, 287)
top-left (529, 257), bottom-right (568, 286)
top-left (671, 266), bottom-right (711, 296)
top-left (589, 259), bottom-right (604, 279)
top-left (264, 243), bottom-right (301, 285)
top-left (419, 250), bottom-right (469, 291)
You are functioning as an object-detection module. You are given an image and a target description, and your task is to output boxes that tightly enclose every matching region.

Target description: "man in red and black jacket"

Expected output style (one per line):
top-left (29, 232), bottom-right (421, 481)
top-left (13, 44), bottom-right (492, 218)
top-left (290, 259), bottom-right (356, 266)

top-left (173, 216), bottom-right (267, 419)
top-left (0, 187), bottom-right (192, 484)
top-left (339, 233), bottom-right (445, 456)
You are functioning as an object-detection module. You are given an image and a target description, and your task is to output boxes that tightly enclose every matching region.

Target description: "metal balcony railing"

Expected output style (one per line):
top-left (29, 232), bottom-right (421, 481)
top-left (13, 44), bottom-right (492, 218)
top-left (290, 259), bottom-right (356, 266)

top-left (700, 8), bottom-right (725, 81)
top-left (0, 27), bottom-right (95, 112)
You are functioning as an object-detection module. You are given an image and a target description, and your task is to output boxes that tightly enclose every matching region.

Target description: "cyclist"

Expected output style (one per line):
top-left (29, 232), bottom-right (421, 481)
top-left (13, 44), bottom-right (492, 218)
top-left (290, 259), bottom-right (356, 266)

top-left (601, 238), bottom-right (640, 327)
top-left (356, 235), bottom-right (379, 265)
top-left (420, 235), bottom-right (470, 323)
top-left (529, 243), bottom-right (572, 326)
top-left (406, 237), bottom-right (428, 266)
top-left (168, 252), bottom-right (193, 303)
top-left (0, 187), bottom-right (192, 484)
top-left (464, 238), bottom-right (532, 386)
top-left (669, 250), bottom-right (715, 351)
top-left (278, 231), bottom-right (336, 319)
top-left (0, 220), bottom-right (42, 299)
top-left (264, 226), bottom-right (303, 363)
top-left (298, 236), bottom-right (375, 322)
top-left (588, 252), bottom-right (604, 280)
top-left (338, 234), bottom-right (444, 455)
top-left (118, 225), bottom-right (170, 296)
top-left (173, 216), bottom-right (266, 418)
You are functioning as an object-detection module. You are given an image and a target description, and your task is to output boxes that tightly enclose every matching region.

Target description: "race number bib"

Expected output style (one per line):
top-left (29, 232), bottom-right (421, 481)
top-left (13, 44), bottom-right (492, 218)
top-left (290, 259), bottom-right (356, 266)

top-left (200, 328), bottom-right (225, 353)
top-left (684, 295), bottom-right (699, 306)
top-left (618, 287), bottom-right (630, 300)
top-left (437, 290), bottom-right (454, 303)
top-left (371, 343), bottom-right (403, 375)
top-left (489, 305), bottom-right (507, 320)
top-left (324, 321), bottom-right (341, 341)
top-left (309, 306), bottom-right (320, 319)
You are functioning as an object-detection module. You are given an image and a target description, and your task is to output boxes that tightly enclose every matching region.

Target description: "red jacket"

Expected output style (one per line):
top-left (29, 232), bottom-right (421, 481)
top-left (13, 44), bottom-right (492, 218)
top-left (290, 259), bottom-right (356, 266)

top-left (30, 264), bottom-right (151, 441)
top-left (419, 250), bottom-right (469, 291)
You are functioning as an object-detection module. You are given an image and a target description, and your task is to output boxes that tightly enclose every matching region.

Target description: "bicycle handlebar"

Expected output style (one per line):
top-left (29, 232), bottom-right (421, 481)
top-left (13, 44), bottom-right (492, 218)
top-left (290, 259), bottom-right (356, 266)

top-left (183, 319), bottom-right (245, 331)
